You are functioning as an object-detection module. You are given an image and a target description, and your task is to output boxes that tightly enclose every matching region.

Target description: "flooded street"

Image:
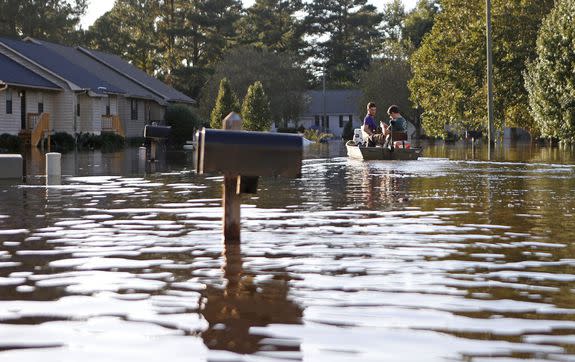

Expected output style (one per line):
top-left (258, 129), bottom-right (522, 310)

top-left (1, 141), bottom-right (575, 361)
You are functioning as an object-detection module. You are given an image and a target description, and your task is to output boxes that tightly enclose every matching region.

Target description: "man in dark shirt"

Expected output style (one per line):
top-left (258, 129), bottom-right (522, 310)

top-left (362, 102), bottom-right (383, 146)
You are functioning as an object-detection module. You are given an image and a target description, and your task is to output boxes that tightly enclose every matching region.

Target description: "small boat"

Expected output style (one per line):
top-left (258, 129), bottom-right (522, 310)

top-left (346, 140), bottom-right (422, 160)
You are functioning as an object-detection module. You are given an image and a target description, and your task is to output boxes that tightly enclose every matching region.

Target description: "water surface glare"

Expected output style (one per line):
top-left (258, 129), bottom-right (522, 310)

top-left (1, 143), bottom-right (575, 361)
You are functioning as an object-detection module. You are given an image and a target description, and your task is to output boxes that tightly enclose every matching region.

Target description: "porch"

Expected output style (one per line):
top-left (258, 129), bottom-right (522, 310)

top-left (101, 115), bottom-right (125, 137)
top-left (19, 112), bottom-right (51, 147)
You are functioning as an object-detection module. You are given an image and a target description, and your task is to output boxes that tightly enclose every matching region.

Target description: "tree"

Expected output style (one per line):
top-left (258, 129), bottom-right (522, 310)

top-left (525, 0), bottom-right (575, 142)
top-left (165, 104), bottom-right (200, 146)
top-left (401, 0), bottom-right (440, 53)
top-left (210, 78), bottom-right (240, 129)
top-left (236, 0), bottom-right (306, 57)
top-left (242, 81), bottom-right (272, 131)
top-left (199, 46), bottom-right (307, 126)
top-left (83, 0), bottom-right (161, 75)
top-left (359, 58), bottom-right (414, 122)
top-left (342, 119), bottom-right (354, 140)
top-left (409, 0), bottom-right (553, 138)
top-left (303, 0), bottom-right (383, 87)
top-left (0, 0), bottom-right (87, 44)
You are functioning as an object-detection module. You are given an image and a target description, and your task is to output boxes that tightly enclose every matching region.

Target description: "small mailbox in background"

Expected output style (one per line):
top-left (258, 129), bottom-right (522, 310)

top-left (195, 114), bottom-right (303, 244)
top-left (144, 124), bottom-right (171, 161)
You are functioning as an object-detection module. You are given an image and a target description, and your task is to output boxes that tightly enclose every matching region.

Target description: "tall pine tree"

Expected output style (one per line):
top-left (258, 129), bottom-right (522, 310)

top-left (242, 81), bottom-right (272, 131)
top-left (303, 0), bottom-right (383, 87)
top-left (210, 78), bottom-right (240, 129)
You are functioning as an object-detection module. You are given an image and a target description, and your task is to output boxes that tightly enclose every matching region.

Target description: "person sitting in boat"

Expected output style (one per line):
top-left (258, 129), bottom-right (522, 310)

top-left (362, 102), bottom-right (385, 147)
top-left (381, 105), bottom-right (408, 147)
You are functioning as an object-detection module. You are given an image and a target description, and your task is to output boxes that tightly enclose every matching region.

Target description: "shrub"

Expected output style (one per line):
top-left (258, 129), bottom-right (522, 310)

top-left (210, 78), bottom-right (240, 129)
top-left (342, 120), bottom-right (354, 140)
top-left (101, 132), bottom-right (125, 151)
top-left (165, 104), bottom-right (200, 146)
top-left (303, 129), bottom-right (333, 143)
top-left (50, 132), bottom-right (75, 152)
top-left (0, 133), bottom-right (21, 152)
top-left (242, 81), bottom-right (272, 131)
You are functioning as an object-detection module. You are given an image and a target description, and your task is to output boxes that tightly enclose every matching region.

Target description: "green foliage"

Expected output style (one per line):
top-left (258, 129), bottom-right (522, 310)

top-left (303, 129), bottom-right (332, 143)
top-left (359, 58), bottom-right (414, 123)
top-left (83, 0), bottom-right (242, 99)
top-left (342, 120), bottom-right (354, 141)
top-left (200, 46), bottom-right (307, 124)
top-left (165, 104), bottom-right (200, 145)
top-left (236, 0), bottom-right (306, 56)
top-left (50, 132), bottom-right (76, 152)
top-left (210, 78), bottom-right (240, 129)
top-left (0, 0), bottom-right (87, 43)
top-left (76, 133), bottom-right (102, 150)
top-left (304, 0), bottom-right (383, 87)
top-left (401, 0), bottom-right (440, 53)
top-left (241, 81), bottom-right (272, 131)
top-left (0, 134), bottom-right (21, 152)
top-left (525, 0), bottom-right (575, 142)
top-left (100, 133), bottom-right (126, 151)
top-left (409, 0), bottom-right (552, 138)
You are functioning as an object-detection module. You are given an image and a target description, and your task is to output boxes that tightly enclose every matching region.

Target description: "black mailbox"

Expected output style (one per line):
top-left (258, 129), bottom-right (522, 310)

top-left (196, 128), bottom-right (302, 177)
top-left (144, 125), bottom-right (171, 139)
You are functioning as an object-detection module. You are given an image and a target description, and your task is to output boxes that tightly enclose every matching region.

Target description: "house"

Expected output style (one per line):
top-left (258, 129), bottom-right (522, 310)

top-left (0, 36), bottom-right (194, 146)
top-left (294, 89), bottom-right (363, 138)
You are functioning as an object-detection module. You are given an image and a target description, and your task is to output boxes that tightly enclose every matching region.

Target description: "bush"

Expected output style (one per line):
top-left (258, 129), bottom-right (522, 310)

top-left (342, 120), bottom-right (354, 141)
top-left (303, 129), bottom-right (333, 143)
top-left (242, 81), bottom-right (272, 131)
top-left (0, 133), bottom-right (21, 152)
top-left (101, 133), bottom-right (125, 151)
top-left (50, 132), bottom-right (75, 152)
top-left (76, 133), bottom-right (102, 150)
top-left (276, 127), bottom-right (299, 134)
top-left (165, 104), bottom-right (200, 146)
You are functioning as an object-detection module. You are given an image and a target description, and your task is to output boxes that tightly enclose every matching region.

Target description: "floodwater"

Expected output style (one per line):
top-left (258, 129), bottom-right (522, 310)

top-left (1, 140), bottom-right (575, 362)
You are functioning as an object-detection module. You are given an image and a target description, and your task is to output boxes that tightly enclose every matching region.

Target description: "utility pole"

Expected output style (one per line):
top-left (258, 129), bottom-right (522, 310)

top-left (322, 70), bottom-right (326, 131)
top-left (486, 0), bottom-right (495, 144)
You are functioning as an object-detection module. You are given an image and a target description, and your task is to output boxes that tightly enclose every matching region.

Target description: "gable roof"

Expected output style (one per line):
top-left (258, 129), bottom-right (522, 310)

top-left (0, 53), bottom-right (60, 90)
top-left (79, 48), bottom-right (195, 104)
top-left (0, 37), bottom-right (123, 94)
top-left (34, 39), bottom-right (165, 104)
top-left (303, 89), bottom-right (362, 116)
top-left (0, 37), bottom-right (195, 105)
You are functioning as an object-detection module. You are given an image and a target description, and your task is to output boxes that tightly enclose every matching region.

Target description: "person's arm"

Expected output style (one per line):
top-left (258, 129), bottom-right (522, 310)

top-left (362, 123), bottom-right (373, 136)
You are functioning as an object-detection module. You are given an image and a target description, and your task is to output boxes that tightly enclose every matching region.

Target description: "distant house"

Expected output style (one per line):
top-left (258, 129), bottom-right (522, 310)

top-left (0, 37), bottom-right (194, 146)
top-left (290, 89), bottom-right (363, 138)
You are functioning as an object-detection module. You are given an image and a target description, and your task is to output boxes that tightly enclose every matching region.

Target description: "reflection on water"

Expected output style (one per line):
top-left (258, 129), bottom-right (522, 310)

top-left (0, 141), bottom-right (575, 361)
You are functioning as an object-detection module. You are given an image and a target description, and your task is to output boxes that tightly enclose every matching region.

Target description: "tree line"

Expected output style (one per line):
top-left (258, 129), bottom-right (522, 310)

top-left (1, 0), bottom-right (574, 141)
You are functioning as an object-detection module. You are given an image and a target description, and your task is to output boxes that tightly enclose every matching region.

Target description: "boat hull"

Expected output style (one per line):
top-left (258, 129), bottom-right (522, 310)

top-left (346, 141), bottom-right (422, 160)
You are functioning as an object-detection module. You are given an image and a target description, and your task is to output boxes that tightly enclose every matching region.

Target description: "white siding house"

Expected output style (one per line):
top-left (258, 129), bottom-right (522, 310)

top-left (0, 36), bottom-right (195, 143)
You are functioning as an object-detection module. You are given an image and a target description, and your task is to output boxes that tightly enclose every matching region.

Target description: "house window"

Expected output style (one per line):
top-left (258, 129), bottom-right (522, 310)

top-left (6, 89), bottom-right (12, 114)
top-left (349, 115), bottom-right (353, 123)
top-left (106, 96), bottom-right (111, 116)
top-left (323, 116), bottom-right (329, 129)
top-left (131, 99), bottom-right (138, 120)
top-left (76, 103), bottom-right (80, 117)
top-left (314, 115), bottom-right (320, 127)
top-left (339, 115), bottom-right (344, 128)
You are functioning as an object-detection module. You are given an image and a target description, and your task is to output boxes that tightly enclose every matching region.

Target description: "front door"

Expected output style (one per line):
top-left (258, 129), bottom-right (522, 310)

top-left (20, 90), bottom-right (26, 129)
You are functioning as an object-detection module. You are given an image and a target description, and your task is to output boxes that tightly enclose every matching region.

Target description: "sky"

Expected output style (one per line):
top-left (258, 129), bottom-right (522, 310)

top-left (80, 0), bottom-right (418, 29)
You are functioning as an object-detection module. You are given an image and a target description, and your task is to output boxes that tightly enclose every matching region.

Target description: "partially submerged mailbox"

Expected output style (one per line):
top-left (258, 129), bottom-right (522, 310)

top-left (195, 121), bottom-right (303, 244)
top-left (144, 124), bottom-right (171, 139)
top-left (144, 124), bottom-right (171, 161)
top-left (196, 128), bottom-right (302, 178)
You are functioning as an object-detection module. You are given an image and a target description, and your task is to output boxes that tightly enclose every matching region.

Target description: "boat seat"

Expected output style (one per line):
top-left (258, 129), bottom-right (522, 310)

top-left (391, 132), bottom-right (408, 141)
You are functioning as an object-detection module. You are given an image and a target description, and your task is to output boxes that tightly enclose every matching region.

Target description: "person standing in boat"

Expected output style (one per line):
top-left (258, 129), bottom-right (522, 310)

top-left (362, 102), bottom-right (384, 146)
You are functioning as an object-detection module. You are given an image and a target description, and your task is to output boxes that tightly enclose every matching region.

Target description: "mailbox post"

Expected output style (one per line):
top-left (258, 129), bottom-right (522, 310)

top-left (196, 112), bottom-right (302, 244)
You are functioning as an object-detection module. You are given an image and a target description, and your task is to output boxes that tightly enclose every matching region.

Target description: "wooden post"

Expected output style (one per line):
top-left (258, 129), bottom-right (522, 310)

top-left (222, 112), bottom-right (243, 244)
top-left (223, 174), bottom-right (241, 243)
